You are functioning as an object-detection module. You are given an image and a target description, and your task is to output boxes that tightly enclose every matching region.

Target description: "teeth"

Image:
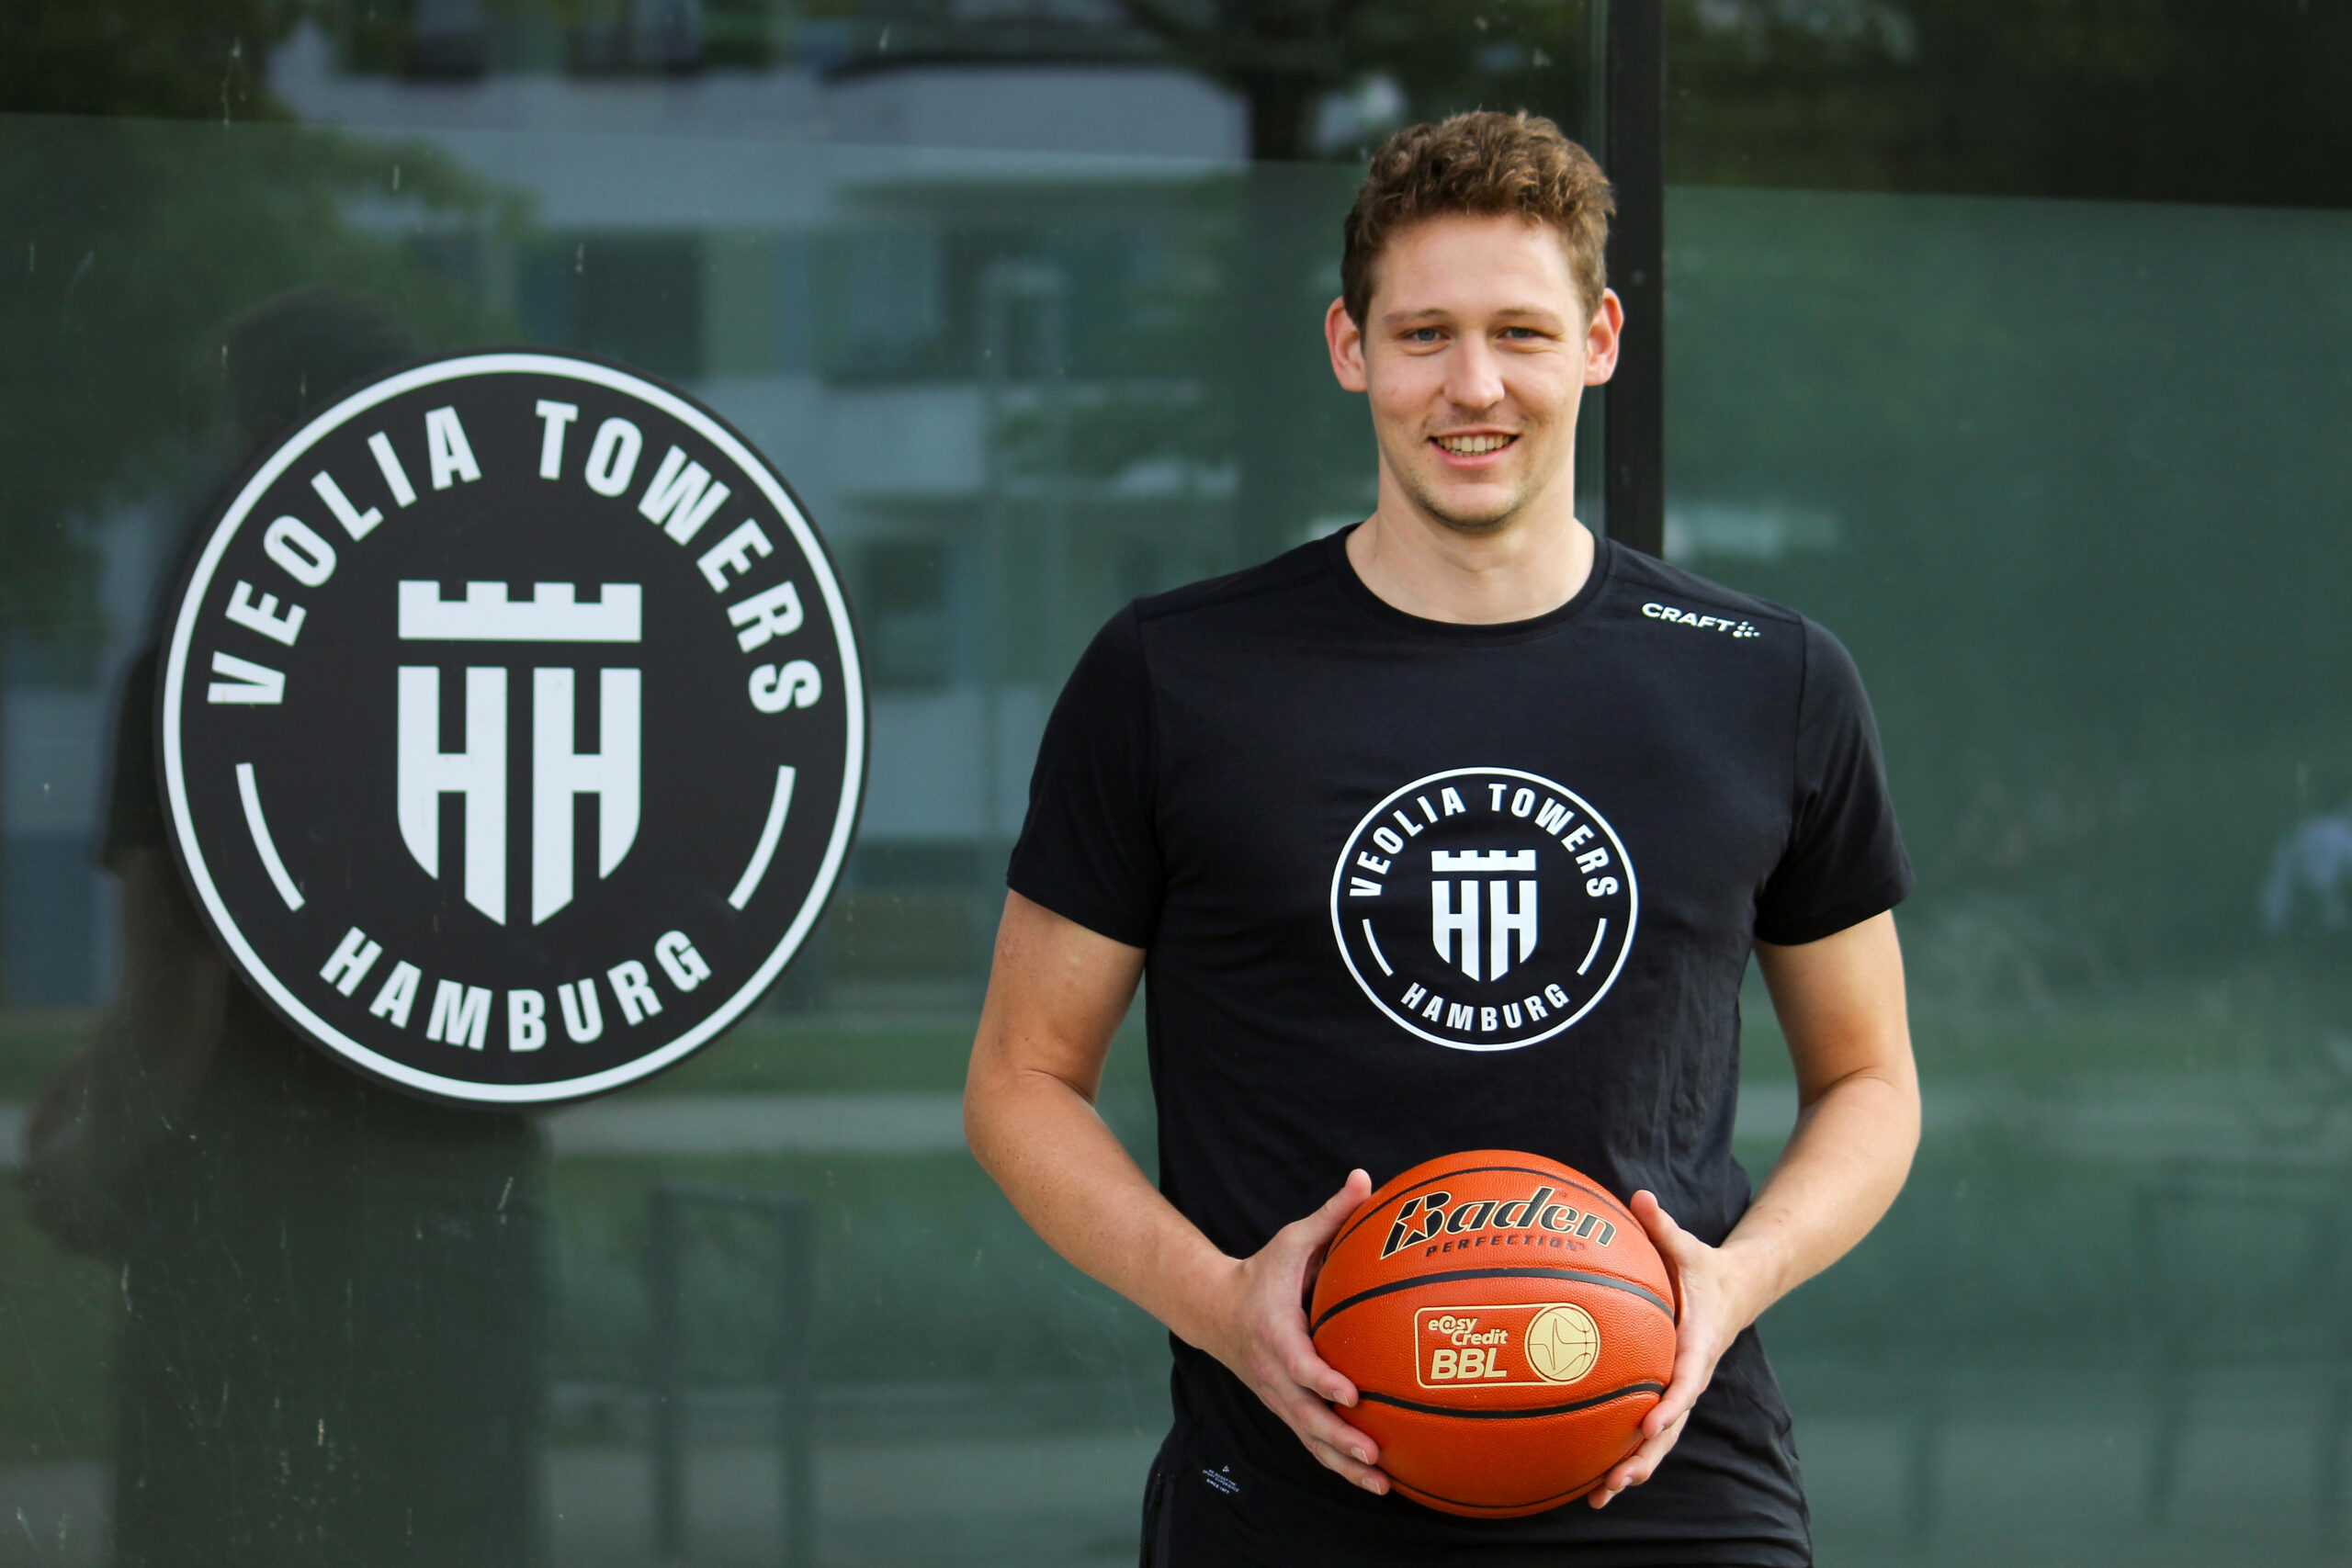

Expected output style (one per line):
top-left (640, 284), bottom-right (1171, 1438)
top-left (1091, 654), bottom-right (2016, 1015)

top-left (1437, 434), bottom-right (1512, 455)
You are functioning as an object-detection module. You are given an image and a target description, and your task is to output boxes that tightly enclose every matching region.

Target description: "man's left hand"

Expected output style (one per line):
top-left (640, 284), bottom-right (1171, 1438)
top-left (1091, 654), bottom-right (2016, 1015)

top-left (1586, 1190), bottom-right (1765, 1509)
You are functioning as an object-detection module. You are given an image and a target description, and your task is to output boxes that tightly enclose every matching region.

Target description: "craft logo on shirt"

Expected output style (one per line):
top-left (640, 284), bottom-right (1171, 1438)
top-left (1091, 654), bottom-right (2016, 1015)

top-left (1641, 602), bottom-right (1759, 639)
top-left (1329, 768), bottom-right (1635, 1051)
top-left (158, 350), bottom-right (865, 1106)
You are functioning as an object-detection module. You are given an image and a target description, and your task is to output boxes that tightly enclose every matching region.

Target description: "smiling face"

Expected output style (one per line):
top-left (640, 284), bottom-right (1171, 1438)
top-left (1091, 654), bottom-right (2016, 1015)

top-left (1329, 213), bottom-right (1621, 540)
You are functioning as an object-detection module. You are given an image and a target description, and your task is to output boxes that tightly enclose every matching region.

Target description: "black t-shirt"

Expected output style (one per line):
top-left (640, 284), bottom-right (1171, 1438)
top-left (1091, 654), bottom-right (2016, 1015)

top-left (1009, 530), bottom-right (1911, 1566)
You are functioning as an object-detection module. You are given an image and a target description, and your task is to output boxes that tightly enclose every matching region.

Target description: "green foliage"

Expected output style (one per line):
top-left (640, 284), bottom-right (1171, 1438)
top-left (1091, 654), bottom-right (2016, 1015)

top-left (0, 0), bottom-right (298, 122)
top-left (1668, 0), bottom-right (2352, 207)
top-left (0, 0), bottom-right (521, 637)
top-left (0, 117), bottom-right (518, 635)
top-left (1115, 0), bottom-right (1597, 159)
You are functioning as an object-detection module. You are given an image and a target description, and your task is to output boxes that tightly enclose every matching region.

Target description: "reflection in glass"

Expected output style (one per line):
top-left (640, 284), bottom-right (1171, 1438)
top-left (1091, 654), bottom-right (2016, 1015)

top-left (22, 289), bottom-right (549, 1568)
top-left (4, 6), bottom-right (2352, 1563)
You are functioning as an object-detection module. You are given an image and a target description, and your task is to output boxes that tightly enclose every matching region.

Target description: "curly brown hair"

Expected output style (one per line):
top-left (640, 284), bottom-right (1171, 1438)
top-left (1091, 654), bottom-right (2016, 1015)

top-left (1340, 110), bottom-right (1614, 328)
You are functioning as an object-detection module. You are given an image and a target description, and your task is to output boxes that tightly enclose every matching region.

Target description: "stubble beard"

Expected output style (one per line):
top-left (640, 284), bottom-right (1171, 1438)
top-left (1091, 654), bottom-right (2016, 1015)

top-left (1393, 452), bottom-right (1531, 539)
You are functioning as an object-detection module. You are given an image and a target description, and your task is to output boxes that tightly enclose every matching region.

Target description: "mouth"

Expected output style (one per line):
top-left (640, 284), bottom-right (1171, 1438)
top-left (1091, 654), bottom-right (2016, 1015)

top-left (1431, 432), bottom-right (1517, 459)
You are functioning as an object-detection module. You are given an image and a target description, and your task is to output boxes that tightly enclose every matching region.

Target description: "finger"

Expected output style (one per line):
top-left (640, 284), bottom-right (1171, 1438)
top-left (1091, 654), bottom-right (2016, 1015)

top-left (1596, 1408), bottom-right (1688, 1502)
top-left (1644, 1335), bottom-right (1724, 1436)
top-left (1282, 1335), bottom-right (1361, 1408)
top-left (1304, 1434), bottom-right (1392, 1494)
top-left (1252, 1272), bottom-right (1361, 1407)
top-left (1286, 1390), bottom-right (1383, 1470)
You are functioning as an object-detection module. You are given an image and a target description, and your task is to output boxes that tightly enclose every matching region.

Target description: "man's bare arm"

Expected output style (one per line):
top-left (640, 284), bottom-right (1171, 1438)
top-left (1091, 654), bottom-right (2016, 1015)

top-left (1724, 908), bottom-right (1921, 1303)
top-left (1590, 908), bottom-right (1918, 1506)
top-left (964, 889), bottom-right (1391, 1492)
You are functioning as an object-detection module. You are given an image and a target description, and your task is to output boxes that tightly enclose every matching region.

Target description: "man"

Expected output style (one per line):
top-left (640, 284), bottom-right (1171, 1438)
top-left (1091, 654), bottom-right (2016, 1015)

top-left (966, 111), bottom-right (1917, 1565)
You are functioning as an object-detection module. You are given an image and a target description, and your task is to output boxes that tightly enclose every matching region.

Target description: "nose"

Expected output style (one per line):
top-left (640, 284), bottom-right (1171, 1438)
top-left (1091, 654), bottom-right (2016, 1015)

top-left (1444, 334), bottom-right (1505, 412)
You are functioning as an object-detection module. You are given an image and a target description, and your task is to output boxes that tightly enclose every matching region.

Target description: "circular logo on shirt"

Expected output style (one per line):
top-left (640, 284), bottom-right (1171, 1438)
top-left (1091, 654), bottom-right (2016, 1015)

top-left (158, 350), bottom-right (864, 1106)
top-left (1329, 768), bottom-right (1636, 1051)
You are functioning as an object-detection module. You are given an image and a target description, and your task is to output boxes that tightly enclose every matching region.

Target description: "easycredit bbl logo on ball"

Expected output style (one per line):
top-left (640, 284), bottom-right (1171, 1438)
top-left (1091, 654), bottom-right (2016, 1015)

top-left (1416, 1304), bottom-right (1601, 1389)
top-left (159, 350), bottom-right (864, 1106)
top-left (1331, 768), bottom-right (1635, 1051)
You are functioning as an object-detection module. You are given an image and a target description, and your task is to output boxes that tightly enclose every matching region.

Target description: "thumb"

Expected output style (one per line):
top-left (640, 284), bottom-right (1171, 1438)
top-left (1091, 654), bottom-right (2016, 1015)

top-left (1629, 1189), bottom-right (1693, 1254)
top-left (1295, 1168), bottom-right (1374, 1250)
top-left (1292, 1169), bottom-right (1374, 1316)
top-left (1628, 1190), bottom-right (1696, 1313)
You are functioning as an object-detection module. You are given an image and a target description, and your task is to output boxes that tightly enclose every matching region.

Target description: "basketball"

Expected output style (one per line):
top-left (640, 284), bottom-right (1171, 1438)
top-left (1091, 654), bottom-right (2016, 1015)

top-left (1308, 1151), bottom-right (1679, 1517)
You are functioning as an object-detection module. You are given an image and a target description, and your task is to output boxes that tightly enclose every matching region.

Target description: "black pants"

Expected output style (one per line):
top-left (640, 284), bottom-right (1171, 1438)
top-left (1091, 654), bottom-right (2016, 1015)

top-left (1136, 1434), bottom-right (1795, 1568)
top-left (1138, 1435), bottom-right (1180, 1567)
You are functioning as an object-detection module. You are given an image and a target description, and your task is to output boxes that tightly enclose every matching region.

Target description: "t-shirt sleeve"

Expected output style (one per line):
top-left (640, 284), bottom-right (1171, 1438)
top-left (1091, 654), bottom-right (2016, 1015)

top-left (98, 647), bottom-right (167, 868)
top-left (1005, 605), bottom-right (1162, 949)
top-left (1752, 619), bottom-right (1914, 946)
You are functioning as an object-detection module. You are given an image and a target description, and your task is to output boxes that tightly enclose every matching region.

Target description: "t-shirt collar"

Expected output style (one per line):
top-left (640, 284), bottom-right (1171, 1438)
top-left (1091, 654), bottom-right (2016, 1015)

top-left (1323, 522), bottom-right (1617, 642)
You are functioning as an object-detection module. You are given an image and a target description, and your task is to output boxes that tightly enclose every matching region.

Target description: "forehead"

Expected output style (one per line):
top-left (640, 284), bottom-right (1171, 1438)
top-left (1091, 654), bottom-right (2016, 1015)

top-left (1369, 213), bottom-right (1583, 319)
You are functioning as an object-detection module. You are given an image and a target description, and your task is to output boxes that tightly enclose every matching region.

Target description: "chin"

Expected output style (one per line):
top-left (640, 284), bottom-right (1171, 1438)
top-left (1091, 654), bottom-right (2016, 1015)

top-left (1411, 486), bottom-right (1523, 537)
top-left (1425, 510), bottom-right (1517, 538)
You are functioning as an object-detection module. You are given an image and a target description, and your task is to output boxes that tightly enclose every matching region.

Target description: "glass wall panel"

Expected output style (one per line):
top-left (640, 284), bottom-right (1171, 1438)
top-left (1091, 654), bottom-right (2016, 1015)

top-left (3, 7), bottom-right (2348, 1567)
top-left (1670, 185), bottom-right (2352, 1566)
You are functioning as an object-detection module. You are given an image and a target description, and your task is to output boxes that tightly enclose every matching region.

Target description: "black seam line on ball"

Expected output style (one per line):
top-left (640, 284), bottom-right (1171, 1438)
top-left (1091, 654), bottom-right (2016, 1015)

top-left (1310, 1267), bottom-right (1673, 1334)
top-left (1390, 1454), bottom-right (1624, 1512)
top-left (1328, 1168), bottom-right (1639, 1257)
top-left (1356, 1382), bottom-right (1664, 1422)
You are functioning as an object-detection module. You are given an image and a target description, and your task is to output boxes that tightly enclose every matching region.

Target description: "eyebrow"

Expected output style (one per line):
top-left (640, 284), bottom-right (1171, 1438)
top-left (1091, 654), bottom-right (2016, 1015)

top-left (1378, 306), bottom-right (1568, 330)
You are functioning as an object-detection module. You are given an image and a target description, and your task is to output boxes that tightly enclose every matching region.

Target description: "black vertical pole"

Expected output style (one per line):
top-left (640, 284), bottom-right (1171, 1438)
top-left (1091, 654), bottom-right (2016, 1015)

top-left (1604, 0), bottom-right (1668, 557)
top-left (1576, 0), bottom-right (1611, 536)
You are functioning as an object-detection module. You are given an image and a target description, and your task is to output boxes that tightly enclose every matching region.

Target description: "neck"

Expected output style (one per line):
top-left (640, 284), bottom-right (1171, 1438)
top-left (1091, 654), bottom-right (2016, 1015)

top-left (1344, 486), bottom-right (1596, 626)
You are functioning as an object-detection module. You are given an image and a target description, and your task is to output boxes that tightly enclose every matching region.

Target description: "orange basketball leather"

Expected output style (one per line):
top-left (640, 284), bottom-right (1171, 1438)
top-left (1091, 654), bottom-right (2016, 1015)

top-left (1308, 1150), bottom-right (1679, 1517)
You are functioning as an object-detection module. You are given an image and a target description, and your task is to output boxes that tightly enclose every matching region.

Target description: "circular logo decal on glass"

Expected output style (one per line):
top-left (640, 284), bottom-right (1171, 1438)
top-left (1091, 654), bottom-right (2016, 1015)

top-left (159, 350), bottom-right (864, 1105)
top-left (1330, 767), bottom-right (1636, 1051)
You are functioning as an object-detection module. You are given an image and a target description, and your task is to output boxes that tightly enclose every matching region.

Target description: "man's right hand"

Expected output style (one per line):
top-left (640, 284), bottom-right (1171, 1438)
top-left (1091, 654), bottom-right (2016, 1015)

top-left (1193, 1168), bottom-right (1392, 1495)
top-left (966, 897), bottom-right (1391, 1494)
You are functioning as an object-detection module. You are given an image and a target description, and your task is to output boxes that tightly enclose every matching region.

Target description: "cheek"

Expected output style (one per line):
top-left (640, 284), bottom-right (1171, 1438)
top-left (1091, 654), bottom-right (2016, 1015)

top-left (1518, 369), bottom-right (1588, 423)
top-left (1368, 369), bottom-right (1443, 432)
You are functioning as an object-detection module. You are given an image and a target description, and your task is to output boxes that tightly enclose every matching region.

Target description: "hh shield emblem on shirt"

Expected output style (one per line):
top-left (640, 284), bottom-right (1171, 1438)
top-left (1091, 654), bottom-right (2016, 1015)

top-left (1330, 768), bottom-right (1636, 1051)
top-left (1430, 849), bottom-right (1539, 981)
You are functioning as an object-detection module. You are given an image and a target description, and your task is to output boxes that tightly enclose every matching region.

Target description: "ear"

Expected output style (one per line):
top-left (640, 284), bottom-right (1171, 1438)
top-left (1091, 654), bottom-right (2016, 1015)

top-left (1583, 288), bottom-right (1625, 388)
top-left (1326, 297), bottom-right (1369, 392)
